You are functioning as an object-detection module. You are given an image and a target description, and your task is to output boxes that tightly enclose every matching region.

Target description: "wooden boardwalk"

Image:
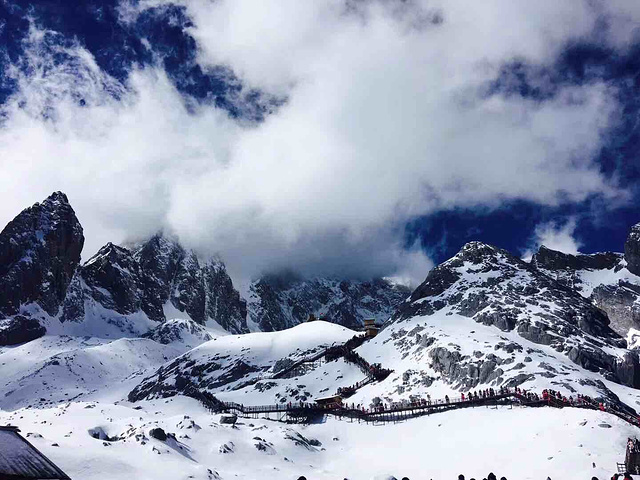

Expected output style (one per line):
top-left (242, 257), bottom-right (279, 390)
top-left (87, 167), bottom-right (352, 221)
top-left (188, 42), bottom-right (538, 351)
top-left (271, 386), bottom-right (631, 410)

top-left (175, 332), bottom-right (640, 429)
top-left (184, 382), bottom-right (640, 429)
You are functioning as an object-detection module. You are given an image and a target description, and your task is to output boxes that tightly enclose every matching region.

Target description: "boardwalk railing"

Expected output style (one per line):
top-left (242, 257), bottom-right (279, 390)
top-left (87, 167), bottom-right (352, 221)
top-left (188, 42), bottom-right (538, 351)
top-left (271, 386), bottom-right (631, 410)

top-left (183, 383), bottom-right (640, 430)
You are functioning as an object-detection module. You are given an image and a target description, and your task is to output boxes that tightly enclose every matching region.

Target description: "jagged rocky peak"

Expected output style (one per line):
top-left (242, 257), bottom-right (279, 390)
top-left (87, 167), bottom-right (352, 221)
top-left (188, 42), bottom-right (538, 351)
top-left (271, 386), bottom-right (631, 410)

top-left (0, 192), bottom-right (84, 345)
top-left (0, 191), bottom-right (84, 318)
top-left (393, 241), bottom-right (640, 388)
top-left (79, 233), bottom-right (249, 334)
top-left (247, 271), bottom-right (411, 331)
top-left (625, 222), bottom-right (640, 276)
top-left (202, 257), bottom-right (248, 334)
top-left (133, 234), bottom-right (186, 322)
top-left (81, 242), bottom-right (143, 315)
top-left (532, 245), bottom-right (621, 272)
top-left (529, 243), bottom-right (640, 337)
top-left (409, 241), bottom-right (520, 303)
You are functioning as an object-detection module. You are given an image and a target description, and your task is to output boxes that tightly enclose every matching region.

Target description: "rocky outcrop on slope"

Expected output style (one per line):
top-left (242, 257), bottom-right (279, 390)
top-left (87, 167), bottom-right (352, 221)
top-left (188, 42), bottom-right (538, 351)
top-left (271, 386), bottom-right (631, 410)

top-left (203, 260), bottom-right (248, 333)
top-left (134, 235), bottom-right (185, 322)
top-left (531, 233), bottom-right (640, 336)
top-left (143, 318), bottom-right (212, 346)
top-left (591, 282), bottom-right (640, 336)
top-left (248, 273), bottom-right (410, 331)
top-left (532, 245), bottom-right (620, 274)
top-left (392, 242), bottom-right (638, 387)
top-left (0, 192), bottom-right (84, 344)
top-left (0, 316), bottom-right (47, 345)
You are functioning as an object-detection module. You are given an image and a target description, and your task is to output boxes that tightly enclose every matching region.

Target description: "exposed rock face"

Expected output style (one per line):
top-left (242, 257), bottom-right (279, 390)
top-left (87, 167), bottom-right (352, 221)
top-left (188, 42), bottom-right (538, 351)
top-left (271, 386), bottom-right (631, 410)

top-left (82, 243), bottom-right (143, 315)
top-left (591, 282), bottom-right (640, 336)
top-left (60, 271), bottom-right (85, 323)
top-left (0, 192), bottom-right (84, 317)
top-left (392, 242), bottom-right (637, 387)
top-left (81, 235), bottom-right (249, 333)
top-left (0, 192), bottom-right (249, 337)
top-left (134, 235), bottom-right (184, 322)
top-left (143, 318), bottom-right (212, 345)
top-left (530, 239), bottom-right (640, 337)
top-left (248, 273), bottom-right (410, 331)
top-left (169, 250), bottom-right (206, 324)
top-left (0, 316), bottom-right (46, 345)
top-left (203, 259), bottom-right (248, 333)
top-left (625, 223), bottom-right (640, 276)
top-left (532, 245), bottom-right (620, 273)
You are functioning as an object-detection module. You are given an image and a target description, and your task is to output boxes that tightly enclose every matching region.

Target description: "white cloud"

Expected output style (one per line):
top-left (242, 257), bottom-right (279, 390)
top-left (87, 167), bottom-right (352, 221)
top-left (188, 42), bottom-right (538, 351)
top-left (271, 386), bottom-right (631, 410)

top-left (523, 218), bottom-right (583, 260)
top-left (0, 0), bottom-right (636, 284)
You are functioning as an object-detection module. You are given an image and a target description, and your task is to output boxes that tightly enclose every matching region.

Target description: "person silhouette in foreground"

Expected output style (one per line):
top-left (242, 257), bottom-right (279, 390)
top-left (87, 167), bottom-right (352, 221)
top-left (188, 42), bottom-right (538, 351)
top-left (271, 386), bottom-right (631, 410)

top-left (458, 475), bottom-right (465, 480)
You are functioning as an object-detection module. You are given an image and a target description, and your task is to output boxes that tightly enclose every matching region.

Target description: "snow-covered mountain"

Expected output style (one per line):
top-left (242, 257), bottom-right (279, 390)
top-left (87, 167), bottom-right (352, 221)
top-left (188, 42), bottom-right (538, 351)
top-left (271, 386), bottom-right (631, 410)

top-left (4, 192), bottom-right (640, 479)
top-left (0, 193), bottom-right (410, 343)
top-left (531, 225), bottom-right (640, 337)
top-left (0, 193), bottom-right (250, 343)
top-left (246, 273), bottom-right (410, 331)
top-left (129, 242), bottom-right (640, 415)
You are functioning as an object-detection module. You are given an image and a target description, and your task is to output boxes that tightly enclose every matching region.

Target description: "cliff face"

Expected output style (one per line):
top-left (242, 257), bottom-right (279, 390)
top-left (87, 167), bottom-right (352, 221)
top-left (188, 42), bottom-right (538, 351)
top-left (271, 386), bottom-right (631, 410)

top-left (0, 193), bottom-right (250, 343)
top-left (247, 274), bottom-right (410, 331)
top-left (0, 192), bottom-right (84, 318)
top-left (75, 235), bottom-right (250, 334)
top-left (0, 192), bottom-right (84, 345)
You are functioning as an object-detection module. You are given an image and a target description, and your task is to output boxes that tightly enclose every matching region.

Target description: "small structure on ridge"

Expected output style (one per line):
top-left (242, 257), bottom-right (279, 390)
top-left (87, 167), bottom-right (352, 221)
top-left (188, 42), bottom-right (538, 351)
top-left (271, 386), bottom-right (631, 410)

top-left (364, 319), bottom-right (380, 338)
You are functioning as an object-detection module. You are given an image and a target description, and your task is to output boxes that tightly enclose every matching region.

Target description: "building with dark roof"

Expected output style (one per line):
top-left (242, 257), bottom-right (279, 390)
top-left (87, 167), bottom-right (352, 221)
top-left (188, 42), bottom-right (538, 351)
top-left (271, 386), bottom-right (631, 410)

top-left (0, 426), bottom-right (71, 479)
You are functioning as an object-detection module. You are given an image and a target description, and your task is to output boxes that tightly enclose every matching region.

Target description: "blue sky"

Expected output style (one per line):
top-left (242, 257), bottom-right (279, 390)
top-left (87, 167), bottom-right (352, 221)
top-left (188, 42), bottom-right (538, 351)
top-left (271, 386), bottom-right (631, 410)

top-left (1, 0), bottom-right (639, 281)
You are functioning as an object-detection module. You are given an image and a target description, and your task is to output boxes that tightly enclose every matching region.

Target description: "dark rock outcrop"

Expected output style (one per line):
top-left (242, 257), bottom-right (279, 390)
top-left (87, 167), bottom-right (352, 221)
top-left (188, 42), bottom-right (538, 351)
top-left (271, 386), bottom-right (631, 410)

top-left (532, 245), bottom-right (620, 273)
top-left (203, 260), bottom-right (248, 333)
top-left (134, 235), bottom-right (184, 322)
top-left (0, 192), bottom-right (84, 317)
top-left (60, 271), bottom-right (85, 323)
top-left (81, 243), bottom-right (142, 315)
top-left (248, 274), bottom-right (410, 331)
top-left (625, 223), bottom-right (640, 276)
top-left (76, 235), bottom-right (248, 333)
top-left (149, 427), bottom-right (167, 441)
top-left (0, 315), bottom-right (46, 345)
top-left (591, 282), bottom-right (640, 336)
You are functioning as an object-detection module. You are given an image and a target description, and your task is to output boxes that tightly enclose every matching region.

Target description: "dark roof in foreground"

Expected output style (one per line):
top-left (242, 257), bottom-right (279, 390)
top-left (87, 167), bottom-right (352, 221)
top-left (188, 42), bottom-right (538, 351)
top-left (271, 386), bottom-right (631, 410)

top-left (0, 426), bottom-right (71, 479)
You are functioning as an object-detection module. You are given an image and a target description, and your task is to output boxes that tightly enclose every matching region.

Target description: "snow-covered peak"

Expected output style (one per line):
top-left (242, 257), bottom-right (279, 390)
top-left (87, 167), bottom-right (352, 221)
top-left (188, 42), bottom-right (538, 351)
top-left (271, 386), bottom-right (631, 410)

top-left (0, 191), bottom-right (84, 338)
top-left (392, 240), bottom-right (638, 390)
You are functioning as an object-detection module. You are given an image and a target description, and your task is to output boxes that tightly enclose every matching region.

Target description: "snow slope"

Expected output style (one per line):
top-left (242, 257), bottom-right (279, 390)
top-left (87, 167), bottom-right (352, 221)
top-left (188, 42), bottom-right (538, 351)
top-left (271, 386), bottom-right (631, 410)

top-left (0, 397), bottom-right (636, 480)
top-left (128, 321), bottom-right (357, 403)
top-left (351, 310), bottom-right (640, 410)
